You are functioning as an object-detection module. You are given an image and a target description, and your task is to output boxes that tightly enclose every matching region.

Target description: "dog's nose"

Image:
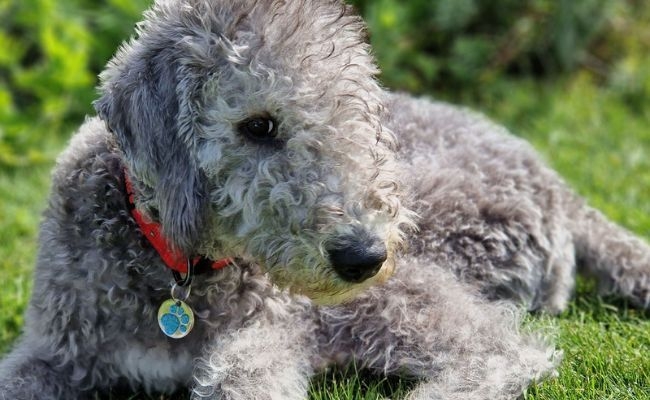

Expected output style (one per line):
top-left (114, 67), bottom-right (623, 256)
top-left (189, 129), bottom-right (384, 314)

top-left (328, 231), bottom-right (388, 283)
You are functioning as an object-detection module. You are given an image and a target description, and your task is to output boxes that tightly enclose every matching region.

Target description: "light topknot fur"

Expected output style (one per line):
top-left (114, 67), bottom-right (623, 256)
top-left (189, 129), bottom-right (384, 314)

top-left (1, 0), bottom-right (648, 399)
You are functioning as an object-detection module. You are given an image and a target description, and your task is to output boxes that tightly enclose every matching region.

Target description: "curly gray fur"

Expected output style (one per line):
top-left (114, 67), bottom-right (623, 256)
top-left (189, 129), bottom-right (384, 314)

top-left (1, 0), bottom-right (648, 399)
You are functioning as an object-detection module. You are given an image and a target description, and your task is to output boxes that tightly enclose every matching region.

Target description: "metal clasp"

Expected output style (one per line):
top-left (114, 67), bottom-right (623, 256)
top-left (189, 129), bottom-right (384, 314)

top-left (172, 259), bottom-right (194, 287)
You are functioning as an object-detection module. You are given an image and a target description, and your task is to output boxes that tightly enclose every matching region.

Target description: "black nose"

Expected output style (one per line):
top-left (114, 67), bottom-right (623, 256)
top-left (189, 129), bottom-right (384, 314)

top-left (327, 231), bottom-right (388, 283)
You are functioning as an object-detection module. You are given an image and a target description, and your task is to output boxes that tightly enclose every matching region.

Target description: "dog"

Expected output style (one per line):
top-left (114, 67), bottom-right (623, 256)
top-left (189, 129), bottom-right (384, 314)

top-left (1, 0), bottom-right (648, 399)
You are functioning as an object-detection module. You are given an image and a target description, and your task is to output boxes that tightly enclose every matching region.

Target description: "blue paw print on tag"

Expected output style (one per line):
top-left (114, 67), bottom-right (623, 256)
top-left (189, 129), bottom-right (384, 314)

top-left (160, 303), bottom-right (192, 336)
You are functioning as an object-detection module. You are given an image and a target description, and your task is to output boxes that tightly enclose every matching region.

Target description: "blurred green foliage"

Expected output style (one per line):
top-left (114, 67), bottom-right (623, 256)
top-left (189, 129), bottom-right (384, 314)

top-left (350, 0), bottom-right (650, 99)
top-left (0, 0), bottom-right (649, 166)
top-left (0, 0), bottom-right (149, 166)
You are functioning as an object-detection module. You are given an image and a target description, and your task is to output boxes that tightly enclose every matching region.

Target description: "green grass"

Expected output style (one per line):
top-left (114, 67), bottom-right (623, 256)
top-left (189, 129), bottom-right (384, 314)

top-left (0, 163), bottom-right (53, 353)
top-left (523, 285), bottom-right (650, 400)
top-left (1, 73), bottom-right (649, 399)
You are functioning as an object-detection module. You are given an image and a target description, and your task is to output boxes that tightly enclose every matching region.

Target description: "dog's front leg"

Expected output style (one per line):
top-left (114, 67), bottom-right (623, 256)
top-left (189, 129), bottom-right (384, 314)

top-left (0, 340), bottom-right (87, 400)
top-left (320, 260), bottom-right (559, 400)
top-left (191, 297), bottom-right (320, 400)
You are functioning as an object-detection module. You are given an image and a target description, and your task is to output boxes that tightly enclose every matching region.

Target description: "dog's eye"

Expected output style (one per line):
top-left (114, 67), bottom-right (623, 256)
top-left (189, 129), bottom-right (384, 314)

top-left (239, 117), bottom-right (277, 142)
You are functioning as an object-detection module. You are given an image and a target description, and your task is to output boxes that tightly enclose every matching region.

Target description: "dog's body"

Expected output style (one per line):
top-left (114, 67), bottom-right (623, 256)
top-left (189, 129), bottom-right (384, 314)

top-left (1, 1), bottom-right (648, 399)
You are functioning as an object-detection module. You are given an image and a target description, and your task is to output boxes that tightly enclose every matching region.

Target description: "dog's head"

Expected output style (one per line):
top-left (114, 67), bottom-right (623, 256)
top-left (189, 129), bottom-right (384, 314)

top-left (95, 0), bottom-right (413, 304)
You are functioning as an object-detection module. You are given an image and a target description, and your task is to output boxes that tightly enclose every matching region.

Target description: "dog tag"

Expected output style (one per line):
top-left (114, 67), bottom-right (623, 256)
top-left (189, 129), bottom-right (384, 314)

top-left (157, 299), bottom-right (195, 339)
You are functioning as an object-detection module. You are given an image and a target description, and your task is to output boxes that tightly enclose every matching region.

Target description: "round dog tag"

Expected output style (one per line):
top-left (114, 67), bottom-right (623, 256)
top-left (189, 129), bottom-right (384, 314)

top-left (157, 299), bottom-right (195, 339)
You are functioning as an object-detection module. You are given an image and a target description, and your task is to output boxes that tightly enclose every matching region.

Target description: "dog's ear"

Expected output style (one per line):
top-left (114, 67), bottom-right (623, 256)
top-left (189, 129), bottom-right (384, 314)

top-left (94, 43), bottom-right (209, 255)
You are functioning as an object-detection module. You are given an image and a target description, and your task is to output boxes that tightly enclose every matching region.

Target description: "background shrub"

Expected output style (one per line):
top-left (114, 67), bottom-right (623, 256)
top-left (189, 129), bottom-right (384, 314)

top-left (1, 0), bottom-right (648, 168)
top-left (0, 0), bottom-right (148, 166)
top-left (349, 0), bottom-right (647, 94)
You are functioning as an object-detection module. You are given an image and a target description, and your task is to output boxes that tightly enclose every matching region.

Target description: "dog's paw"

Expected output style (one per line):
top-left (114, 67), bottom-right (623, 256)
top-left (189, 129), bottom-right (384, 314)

top-left (158, 300), bottom-right (194, 338)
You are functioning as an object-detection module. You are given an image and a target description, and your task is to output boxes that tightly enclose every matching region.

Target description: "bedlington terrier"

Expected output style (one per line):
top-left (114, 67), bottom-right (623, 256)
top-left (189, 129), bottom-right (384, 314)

top-left (1, 0), bottom-right (648, 399)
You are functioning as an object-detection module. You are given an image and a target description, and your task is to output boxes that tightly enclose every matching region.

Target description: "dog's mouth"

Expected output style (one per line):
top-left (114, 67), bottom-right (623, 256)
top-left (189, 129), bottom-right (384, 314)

top-left (304, 257), bottom-right (396, 305)
top-left (246, 223), bottom-right (402, 304)
top-left (266, 254), bottom-right (396, 305)
top-left (199, 209), bottom-right (402, 304)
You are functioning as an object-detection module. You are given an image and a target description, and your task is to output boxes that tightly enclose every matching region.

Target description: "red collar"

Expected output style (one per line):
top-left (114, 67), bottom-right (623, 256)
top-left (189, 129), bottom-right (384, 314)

top-left (124, 172), bottom-right (232, 275)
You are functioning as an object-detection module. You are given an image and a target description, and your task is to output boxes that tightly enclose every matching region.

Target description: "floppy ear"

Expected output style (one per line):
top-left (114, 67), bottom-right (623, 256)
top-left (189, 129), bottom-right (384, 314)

top-left (94, 42), bottom-right (209, 255)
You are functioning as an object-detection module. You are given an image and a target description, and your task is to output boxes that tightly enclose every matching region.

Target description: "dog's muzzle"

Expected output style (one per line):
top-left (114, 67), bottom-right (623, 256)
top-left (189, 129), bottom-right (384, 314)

top-left (327, 228), bottom-right (388, 283)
